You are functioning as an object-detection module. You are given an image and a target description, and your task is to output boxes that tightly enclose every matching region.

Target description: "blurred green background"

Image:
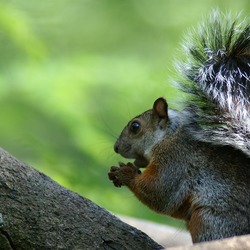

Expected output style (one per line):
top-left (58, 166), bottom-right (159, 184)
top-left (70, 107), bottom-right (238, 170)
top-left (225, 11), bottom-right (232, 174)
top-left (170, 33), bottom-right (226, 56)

top-left (0, 0), bottom-right (249, 229)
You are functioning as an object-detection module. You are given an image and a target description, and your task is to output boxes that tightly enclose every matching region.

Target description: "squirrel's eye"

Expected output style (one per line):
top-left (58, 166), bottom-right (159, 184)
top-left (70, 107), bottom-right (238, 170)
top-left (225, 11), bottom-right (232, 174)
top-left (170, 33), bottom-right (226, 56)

top-left (130, 121), bottom-right (141, 133)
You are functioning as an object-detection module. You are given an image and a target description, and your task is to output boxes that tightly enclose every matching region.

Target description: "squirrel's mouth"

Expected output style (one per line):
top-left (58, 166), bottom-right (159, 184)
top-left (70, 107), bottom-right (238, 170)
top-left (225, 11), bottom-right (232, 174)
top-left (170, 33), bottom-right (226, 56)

top-left (134, 156), bottom-right (149, 168)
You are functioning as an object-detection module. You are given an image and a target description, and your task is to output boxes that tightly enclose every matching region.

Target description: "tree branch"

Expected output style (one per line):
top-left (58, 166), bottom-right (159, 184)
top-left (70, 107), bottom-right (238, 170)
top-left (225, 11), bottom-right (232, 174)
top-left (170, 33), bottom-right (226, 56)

top-left (0, 148), bottom-right (162, 250)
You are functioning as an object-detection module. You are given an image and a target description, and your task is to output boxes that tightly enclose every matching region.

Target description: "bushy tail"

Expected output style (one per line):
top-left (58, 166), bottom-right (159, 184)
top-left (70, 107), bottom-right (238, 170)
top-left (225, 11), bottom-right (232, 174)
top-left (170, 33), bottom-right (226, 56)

top-left (177, 10), bottom-right (250, 155)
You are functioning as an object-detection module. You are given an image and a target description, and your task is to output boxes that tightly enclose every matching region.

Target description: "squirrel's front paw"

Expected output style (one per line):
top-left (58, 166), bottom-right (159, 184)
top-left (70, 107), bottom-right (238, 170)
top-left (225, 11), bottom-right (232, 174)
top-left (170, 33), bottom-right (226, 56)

top-left (108, 162), bottom-right (141, 188)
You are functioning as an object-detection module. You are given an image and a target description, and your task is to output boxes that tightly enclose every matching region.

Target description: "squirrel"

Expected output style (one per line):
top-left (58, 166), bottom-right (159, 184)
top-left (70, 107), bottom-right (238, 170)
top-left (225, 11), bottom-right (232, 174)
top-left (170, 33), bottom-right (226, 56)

top-left (108, 11), bottom-right (250, 243)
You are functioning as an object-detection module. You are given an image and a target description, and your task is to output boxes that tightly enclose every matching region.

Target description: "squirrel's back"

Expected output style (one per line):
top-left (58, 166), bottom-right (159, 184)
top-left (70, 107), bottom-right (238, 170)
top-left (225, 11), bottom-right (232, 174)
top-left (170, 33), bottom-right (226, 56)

top-left (176, 11), bottom-right (250, 155)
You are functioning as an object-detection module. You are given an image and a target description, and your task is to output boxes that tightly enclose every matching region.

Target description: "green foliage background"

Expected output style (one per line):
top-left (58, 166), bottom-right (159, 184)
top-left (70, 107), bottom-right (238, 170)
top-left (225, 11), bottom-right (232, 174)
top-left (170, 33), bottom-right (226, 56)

top-left (0, 0), bottom-right (249, 229)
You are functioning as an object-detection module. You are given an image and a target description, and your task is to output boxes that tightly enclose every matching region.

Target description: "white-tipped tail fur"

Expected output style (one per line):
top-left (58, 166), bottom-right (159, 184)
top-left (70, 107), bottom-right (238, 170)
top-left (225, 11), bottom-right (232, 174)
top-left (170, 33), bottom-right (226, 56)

top-left (176, 10), bottom-right (250, 155)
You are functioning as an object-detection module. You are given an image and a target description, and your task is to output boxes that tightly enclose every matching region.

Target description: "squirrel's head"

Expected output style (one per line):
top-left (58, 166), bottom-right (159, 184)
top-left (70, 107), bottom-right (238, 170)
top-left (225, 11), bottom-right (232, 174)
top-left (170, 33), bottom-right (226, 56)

top-left (114, 97), bottom-right (172, 168)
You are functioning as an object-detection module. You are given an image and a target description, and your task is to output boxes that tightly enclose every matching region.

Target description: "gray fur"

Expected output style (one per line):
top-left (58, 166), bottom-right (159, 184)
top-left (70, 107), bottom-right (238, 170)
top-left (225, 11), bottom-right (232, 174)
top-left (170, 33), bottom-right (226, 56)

top-left (176, 10), bottom-right (250, 156)
top-left (109, 11), bottom-right (250, 244)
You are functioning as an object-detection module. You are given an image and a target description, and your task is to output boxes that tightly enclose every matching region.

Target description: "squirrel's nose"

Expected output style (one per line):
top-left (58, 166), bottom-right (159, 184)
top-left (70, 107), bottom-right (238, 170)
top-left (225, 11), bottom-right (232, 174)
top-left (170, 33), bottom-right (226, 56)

top-left (114, 144), bottom-right (119, 153)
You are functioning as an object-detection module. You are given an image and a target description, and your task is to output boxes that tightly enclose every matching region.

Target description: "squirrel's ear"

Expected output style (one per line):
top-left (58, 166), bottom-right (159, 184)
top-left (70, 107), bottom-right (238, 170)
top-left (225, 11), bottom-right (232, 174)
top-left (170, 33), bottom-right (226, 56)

top-left (153, 97), bottom-right (168, 119)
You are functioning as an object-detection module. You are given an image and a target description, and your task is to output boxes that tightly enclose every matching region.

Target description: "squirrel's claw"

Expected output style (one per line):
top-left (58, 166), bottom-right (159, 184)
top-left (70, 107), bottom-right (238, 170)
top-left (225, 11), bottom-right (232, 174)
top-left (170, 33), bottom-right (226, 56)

top-left (108, 166), bottom-right (123, 187)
